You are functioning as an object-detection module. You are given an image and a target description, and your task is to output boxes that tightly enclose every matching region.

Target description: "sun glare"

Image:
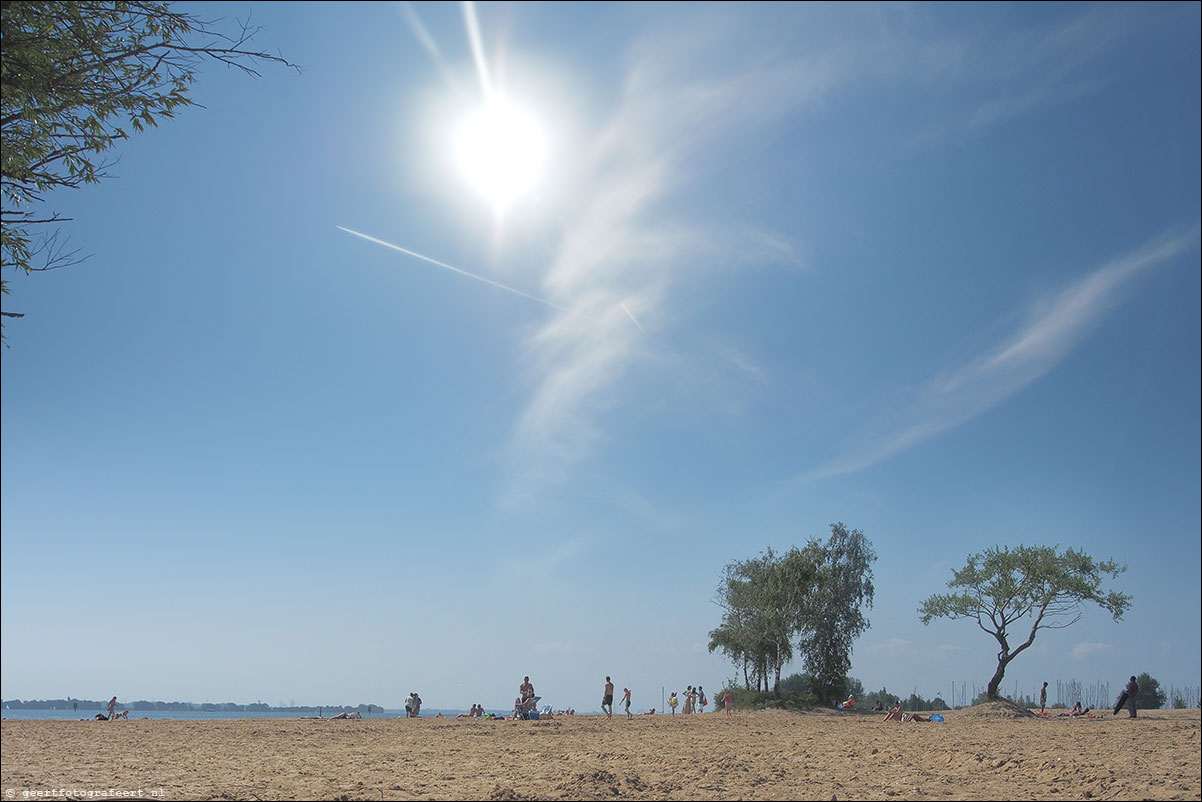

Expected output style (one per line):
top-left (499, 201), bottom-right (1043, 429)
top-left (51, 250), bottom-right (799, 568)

top-left (454, 99), bottom-right (547, 214)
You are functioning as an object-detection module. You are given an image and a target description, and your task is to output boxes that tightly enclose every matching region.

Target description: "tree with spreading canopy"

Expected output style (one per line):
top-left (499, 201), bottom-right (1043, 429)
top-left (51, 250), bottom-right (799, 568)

top-left (918, 544), bottom-right (1131, 701)
top-left (709, 523), bottom-right (876, 703)
top-left (1, 0), bottom-right (298, 335)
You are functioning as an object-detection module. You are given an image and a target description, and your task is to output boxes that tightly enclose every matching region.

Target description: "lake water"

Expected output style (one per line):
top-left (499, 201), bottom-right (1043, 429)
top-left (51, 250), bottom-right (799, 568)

top-left (1, 708), bottom-right (474, 720)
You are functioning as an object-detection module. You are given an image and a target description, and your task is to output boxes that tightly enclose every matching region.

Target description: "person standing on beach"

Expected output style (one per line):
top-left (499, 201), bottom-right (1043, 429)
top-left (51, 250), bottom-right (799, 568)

top-left (669, 691), bottom-right (678, 715)
top-left (107, 697), bottom-right (117, 721)
top-left (698, 686), bottom-right (706, 714)
top-left (602, 676), bottom-right (615, 719)
top-left (1125, 675), bottom-right (1139, 719)
top-left (723, 689), bottom-right (732, 717)
top-left (622, 687), bottom-right (632, 719)
top-left (1040, 682), bottom-right (1048, 714)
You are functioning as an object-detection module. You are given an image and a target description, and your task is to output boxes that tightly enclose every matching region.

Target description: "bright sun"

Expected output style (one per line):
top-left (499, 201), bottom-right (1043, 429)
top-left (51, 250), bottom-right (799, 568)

top-left (453, 99), bottom-right (547, 214)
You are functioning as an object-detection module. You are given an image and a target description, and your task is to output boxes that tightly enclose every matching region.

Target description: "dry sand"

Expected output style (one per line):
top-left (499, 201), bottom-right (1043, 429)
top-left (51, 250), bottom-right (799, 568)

top-left (2, 706), bottom-right (1198, 800)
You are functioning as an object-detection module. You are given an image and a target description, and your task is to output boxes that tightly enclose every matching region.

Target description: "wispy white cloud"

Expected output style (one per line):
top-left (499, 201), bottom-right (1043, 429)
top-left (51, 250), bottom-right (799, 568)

top-left (503, 15), bottom-right (833, 498)
top-left (496, 5), bottom-right (1196, 500)
top-left (804, 224), bottom-right (1200, 481)
top-left (1072, 641), bottom-right (1115, 660)
top-left (881, 4), bottom-right (1190, 145)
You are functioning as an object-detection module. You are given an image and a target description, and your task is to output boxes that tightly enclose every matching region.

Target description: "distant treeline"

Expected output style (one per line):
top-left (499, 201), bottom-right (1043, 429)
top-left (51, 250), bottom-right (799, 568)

top-left (2, 699), bottom-right (385, 713)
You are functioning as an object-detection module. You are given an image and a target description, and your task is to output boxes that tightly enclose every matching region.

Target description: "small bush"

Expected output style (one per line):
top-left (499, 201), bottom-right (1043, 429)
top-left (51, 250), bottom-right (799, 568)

top-left (718, 686), bottom-right (819, 712)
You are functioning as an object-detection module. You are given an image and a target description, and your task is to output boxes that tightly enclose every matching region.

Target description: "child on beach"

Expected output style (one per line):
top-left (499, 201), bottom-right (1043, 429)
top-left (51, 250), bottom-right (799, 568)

top-left (669, 691), bottom-right (678, 715)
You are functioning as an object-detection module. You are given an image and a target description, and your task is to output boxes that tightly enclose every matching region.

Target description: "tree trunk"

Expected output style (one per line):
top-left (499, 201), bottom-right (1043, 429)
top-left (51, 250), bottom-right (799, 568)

top-left (987, 655), bottom-right (1013, 700)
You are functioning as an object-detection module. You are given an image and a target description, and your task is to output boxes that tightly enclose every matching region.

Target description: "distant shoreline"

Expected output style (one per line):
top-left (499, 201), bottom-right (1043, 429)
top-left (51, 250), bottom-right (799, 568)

top-left (2, 699), bottom-right (388, 715)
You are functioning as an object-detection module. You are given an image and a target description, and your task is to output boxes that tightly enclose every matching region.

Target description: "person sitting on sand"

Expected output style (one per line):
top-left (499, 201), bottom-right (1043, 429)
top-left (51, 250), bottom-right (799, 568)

top-left (883, 700), bottom-right (904, 721)
top-left (872, 700), bottom-right (884, 712)
top-left (839, 693), bottom-right (855, 710)
top-left (1058, 702), bottom-right (1083, 717)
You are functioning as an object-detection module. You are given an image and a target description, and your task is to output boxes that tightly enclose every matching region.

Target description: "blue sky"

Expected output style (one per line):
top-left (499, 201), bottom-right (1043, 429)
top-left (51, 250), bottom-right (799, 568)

top-left (2, 2), bottom-right (1199, 712)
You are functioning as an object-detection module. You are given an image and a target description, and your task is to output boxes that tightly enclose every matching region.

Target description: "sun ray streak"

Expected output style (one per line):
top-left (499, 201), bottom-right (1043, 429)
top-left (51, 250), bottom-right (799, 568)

top-left (462, 1), bottom-right (493, 100)
top-left (399, 2), bottom-right (462, 93)
top-left (337, 226), bottom-right (592, 320)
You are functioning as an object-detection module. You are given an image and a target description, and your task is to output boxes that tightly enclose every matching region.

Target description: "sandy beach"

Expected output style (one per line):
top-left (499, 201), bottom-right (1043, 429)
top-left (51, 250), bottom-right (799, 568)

top-left (2, 706), bottom-right (1198, 800)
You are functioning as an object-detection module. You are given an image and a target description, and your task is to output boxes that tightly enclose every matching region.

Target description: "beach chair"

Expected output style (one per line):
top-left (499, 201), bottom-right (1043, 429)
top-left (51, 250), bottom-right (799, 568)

top-left (516, 696), bottom-right (542, 719)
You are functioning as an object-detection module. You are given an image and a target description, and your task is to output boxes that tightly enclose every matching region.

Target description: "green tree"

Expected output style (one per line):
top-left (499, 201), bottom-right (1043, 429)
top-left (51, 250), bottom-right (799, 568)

top-left (710, 548), bottom-right (812, 692)
top-left (710, 524), bottom-right (876, 702)
top-left (919, 545), bottom-right (1131, 701)
top-left (1134, 672), bottom-right (1166, 710)
top-left (1, 1), bottom-right (297, 333)
top-left (796, 523), bottom-right (877, 704)
top-left (778, 672), bottom-right (812, 695)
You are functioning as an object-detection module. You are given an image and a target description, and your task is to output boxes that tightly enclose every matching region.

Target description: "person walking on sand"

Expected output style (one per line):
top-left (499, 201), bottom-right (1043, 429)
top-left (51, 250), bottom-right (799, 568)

top-left (622, 687), bottom-right (632, 719)
top-left (602, 676), bottom-right (615, 719)
top-left (723, 689), bottom-right (732, 717)
top-left (1040, 681), bottom-right (1048, 714)
top-left (107, 696), bottom-right (117, 721)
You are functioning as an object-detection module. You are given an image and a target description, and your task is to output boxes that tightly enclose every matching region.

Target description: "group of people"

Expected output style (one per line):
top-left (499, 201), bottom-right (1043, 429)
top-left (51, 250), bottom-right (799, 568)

top-left (599, 676), bottom-right (633, 719)
top-left (405, 675), bottom-right (740, 720)
top-left (668, 685), bottom-right (708, 715)
top-left (511, 675), bottom-right (540, 719)
top-left (456, 704), bottom-right (487, 718)
top-left (1039, 675), bottom-right (1141, 719)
